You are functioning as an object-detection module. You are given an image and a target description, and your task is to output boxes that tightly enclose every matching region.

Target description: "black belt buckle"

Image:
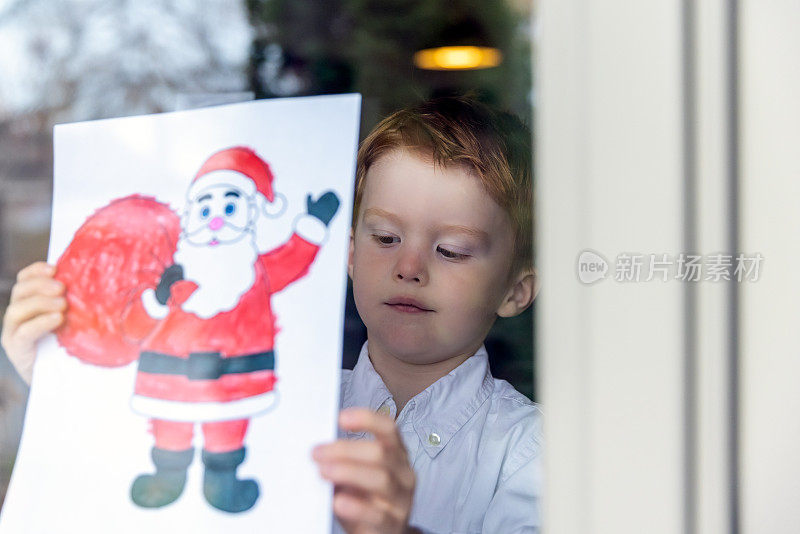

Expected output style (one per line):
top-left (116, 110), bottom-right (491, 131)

top-left (187, 352), bottom-right (224, 380)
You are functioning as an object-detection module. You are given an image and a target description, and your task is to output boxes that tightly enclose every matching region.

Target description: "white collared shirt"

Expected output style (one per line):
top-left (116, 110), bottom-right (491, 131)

top-left (334, 342), bottom-right (542, 534)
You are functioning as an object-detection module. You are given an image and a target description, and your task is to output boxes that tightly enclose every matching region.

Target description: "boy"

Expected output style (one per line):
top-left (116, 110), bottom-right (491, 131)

top-left (2, 96), bottom-right (541, 533)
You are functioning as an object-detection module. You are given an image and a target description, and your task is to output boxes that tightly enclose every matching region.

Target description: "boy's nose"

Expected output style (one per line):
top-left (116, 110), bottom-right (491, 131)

top-left (394, 249), bottom-right (428, 285)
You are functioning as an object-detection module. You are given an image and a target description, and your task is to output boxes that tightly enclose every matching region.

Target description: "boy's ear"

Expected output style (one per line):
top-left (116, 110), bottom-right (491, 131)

top-left (497, 268), bottom-right (539, 318)
top-left (347, 229), bottom-right (355, 280)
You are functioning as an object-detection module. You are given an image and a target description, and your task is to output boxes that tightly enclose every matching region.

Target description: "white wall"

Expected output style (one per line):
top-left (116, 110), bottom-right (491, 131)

top-left (536, 1), bottom-right (800, 533)
top-left (739, 2), bottom-right (800, 533)
top-left (536, 2), bottom-right (685, 533)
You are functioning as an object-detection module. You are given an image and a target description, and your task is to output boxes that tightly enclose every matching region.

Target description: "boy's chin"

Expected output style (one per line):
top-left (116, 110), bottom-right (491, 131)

top-left (368, 331), bottom-right (468, 367)
top-left (370, 333), bottom-right (432, 363)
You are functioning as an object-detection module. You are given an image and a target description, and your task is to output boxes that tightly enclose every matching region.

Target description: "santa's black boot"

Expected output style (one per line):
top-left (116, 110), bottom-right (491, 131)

top-left (202, 447), bottom-right (260, 513)
top-left (130, 447), bottom-right (193, 508)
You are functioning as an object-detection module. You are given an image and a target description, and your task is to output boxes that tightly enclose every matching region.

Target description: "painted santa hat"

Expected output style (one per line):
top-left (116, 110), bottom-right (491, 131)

top-left (187, 146), bottom-right (285, 216)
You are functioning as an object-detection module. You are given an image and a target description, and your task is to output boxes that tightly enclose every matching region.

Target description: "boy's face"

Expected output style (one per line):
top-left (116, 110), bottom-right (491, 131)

top-left (349, 149), bottom-right (525, 367)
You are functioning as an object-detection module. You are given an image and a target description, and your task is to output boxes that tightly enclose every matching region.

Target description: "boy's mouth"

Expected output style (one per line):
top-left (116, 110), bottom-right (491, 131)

top-left (384, 297), bottom-right (433, 314)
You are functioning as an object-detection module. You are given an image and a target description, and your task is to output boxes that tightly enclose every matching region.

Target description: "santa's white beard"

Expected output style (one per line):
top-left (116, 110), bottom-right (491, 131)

top-left (173, 235), bottom-right (258, 319)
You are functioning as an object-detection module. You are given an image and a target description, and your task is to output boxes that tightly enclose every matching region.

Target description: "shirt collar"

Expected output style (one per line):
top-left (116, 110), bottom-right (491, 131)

top-left (341, 343), bottom-right (394, 438)
top-left (343, 342), bottom-right (495, 458)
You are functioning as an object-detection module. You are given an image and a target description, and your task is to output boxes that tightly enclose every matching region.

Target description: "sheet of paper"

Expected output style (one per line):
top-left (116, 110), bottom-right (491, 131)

top-left (0, 94), bottom-right (360, 533)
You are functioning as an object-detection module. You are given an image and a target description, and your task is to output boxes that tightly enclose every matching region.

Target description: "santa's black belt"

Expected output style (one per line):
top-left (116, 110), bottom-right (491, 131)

top-left (138, 351), bottom-right (275, 381)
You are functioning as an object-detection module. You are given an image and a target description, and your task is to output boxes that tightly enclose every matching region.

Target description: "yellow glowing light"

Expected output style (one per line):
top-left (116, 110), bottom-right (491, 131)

top-left (413, 46), bottom-right (503, 71)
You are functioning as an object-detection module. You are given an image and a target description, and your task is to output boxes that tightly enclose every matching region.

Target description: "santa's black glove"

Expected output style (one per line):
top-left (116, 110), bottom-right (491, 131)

top-left (155, 264), bottom-right (184, 305)
top-left (306, 191), bottom-right (340, 227)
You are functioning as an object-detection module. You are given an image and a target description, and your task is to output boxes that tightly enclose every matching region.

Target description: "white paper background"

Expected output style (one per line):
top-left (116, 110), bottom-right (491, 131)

top-left (0, 94), bottom-right (360, 533)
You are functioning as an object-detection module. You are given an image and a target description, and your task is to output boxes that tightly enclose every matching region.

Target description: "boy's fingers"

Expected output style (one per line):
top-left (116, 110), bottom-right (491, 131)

top-left (332, 490), bottom-right (370, 523)
top-left (314, 440), bottom-right (410, 477)
top-left (1, 311), bottom-right (61, 384)
top-left (4, 296), bottom-right (67, 330)
top-left (318, 457), bottom-right (415, 499)
top-left (0, 300), bottom-right (60, 384)
top-left (7, 312), bottom-right (63, 348)
top-left (333, 490), bottom-right (394, 528)
top-left (318, 459), bottom-right (396, 497)
top-left (313, 440), bottom-right (388, 466)
top-left (339, 408), bottom-right (403, 448)
top-left (16, 262), bottom-right (56, 282)
top-left (321, 412), bottom-right (416, 533)
top-left (9, 276), bottom-right (64, 302)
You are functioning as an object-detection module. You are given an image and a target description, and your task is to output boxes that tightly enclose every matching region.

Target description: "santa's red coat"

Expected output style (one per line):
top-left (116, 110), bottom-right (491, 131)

top-left (123, 233), bottom-right (320, 422)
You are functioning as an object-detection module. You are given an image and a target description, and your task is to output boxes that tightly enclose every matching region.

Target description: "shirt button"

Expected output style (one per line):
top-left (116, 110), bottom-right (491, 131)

top-left (377, 405), bottom-right (391, 416)
top-left (428, 433), bottom-right (441, 446)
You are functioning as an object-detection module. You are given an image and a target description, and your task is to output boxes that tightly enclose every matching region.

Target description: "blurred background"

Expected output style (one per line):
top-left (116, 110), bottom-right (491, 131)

top-left (0, 0), bottom-right (535, 508)
top-left (2, 2), bottom-right (798, 533)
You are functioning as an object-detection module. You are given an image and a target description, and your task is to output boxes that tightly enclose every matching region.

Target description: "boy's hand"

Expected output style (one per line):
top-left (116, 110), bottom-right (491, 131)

top-left (313, 408), bottom-right (418, 534)
top-left (1, 262), bottom-right (66, 385)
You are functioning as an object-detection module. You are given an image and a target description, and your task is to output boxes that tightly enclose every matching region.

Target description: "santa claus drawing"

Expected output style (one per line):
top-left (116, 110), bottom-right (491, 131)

top-left (54, 146), bottom-right (340, 513)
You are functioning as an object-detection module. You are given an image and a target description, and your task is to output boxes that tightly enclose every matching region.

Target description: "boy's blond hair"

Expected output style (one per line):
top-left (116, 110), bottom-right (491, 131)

top-left (353, 96), bottom-right (533, 275)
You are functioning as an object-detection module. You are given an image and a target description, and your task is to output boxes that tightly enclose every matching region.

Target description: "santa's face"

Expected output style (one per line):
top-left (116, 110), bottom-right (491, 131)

top-left (183, 184), bottom-right (256, 247)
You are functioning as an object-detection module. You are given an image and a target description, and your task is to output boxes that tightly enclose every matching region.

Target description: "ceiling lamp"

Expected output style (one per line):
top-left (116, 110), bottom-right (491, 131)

top-left (413, 46), bottom-right (503, 71)
top-left (414, 16), bottom-right (503, 71)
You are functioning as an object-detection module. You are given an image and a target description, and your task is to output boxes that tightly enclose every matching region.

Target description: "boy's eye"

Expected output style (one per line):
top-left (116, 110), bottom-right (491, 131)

top-left (372, 234), bottom-right (399, 245)
top-left (437, 246), bottom-right (469, 260)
